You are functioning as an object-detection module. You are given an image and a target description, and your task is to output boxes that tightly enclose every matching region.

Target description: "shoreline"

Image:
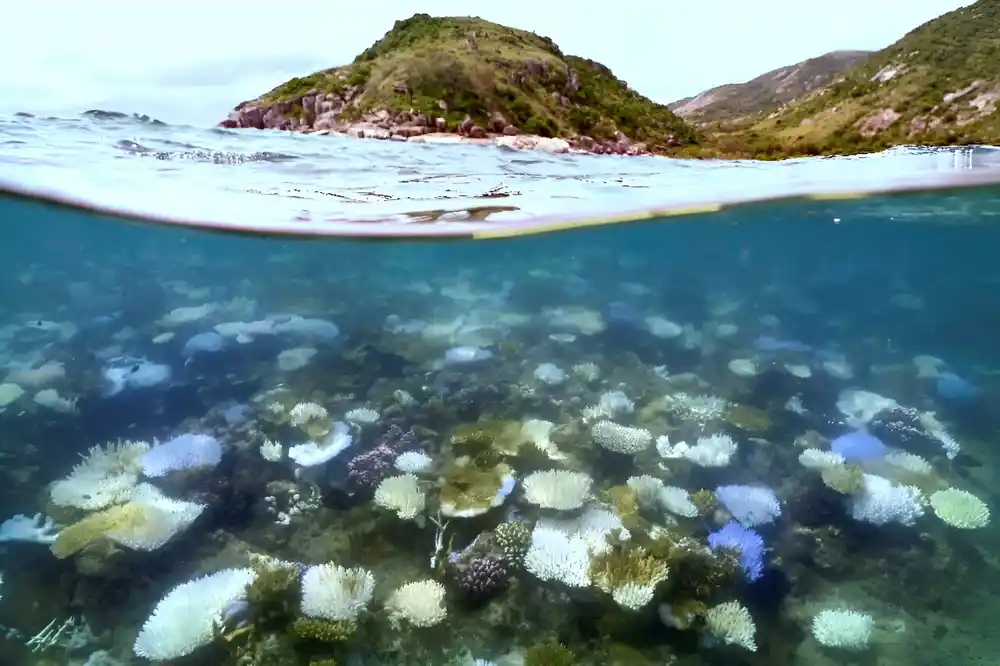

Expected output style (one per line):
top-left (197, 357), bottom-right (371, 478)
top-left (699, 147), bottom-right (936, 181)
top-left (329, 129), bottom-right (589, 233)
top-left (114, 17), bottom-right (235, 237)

top-left (219, 106), bottom-right (657, 157)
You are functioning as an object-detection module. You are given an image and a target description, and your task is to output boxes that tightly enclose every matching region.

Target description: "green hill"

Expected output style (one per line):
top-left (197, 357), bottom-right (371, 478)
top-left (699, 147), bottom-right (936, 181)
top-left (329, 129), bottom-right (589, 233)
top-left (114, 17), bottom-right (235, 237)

top-left (223, 14), bottom-right (700, 155)
top-left (735, 0), bottom-right (1000, 156)
top-left (669, 51), bottom-right (871, 126)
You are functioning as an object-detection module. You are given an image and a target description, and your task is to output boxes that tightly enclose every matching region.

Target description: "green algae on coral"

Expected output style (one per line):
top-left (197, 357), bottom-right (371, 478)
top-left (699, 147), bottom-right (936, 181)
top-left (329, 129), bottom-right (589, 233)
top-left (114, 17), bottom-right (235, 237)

top-left (290, 617), bottom-right (356, 642)
top-left (246, 560), bottom-right (300, 626)
top-left (524, 639), bottom-right (577, 666)
top-left (822, 463), bottom-right (864, 494)
top-left (451, 420), bottom-right (525, 457)
top-left (722, 403), bottom-right (772, 434)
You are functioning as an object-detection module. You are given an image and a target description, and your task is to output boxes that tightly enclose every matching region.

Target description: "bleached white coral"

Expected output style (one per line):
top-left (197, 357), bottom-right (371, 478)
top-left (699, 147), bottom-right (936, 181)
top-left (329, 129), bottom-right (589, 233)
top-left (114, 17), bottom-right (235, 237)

top-left (288, 401), bottom-right (329, 427)
top-left (345, 407), bottom-right (380, 425)
top-left (798, 449), bottom-right (845, 470)
top-left (592, 420), bottom-right (652, 454)
top-left (661, 392), bottom-right (728, 424)
top-left (300, 563), bottom-right (375, 621)
top-left (919, 411), bottom-right (961, 459)
top-left (883, 451), bottom-right (932, 476)
top-left (259, 439), bottom-right (283, 462)
top-left (626, 475), bottom-right (663, 507)
top-left (522, 470), bottom-right (592, 511)
top-left (133, 568), bottom-right (255, 660)
top-left (685, 433), bottom-right (737, 467)
top-left (836, 389), bottom-right (897, 428)
top-left (374, 473), bottom-right (426, 520)
top-left (850, 474), bottom-right (924, 526)
top-left (523, 524), bottom-right (591, 588)
top-left (385, 580), bottom-right (447, 627)
top-left (394, 450), bottom-right (433, 474)
top-left (658, 486), bottom-right (699, 518)
top-left (598, 390), bottom-right (634, 417)
top-left (520, 419), bottom-right (565, 460)
top-left (524, 508), bottom-right (629, 588)
top-left (811, 609), bottom-right (873, 650)
top-left (929, 488), bottom-right (990, 529)
top-left (611, 581), bottom-right (658, 611)
top-left (49, 440), bottom-right (150, 510)
top-left (705, 600), bottom-right (757, 651)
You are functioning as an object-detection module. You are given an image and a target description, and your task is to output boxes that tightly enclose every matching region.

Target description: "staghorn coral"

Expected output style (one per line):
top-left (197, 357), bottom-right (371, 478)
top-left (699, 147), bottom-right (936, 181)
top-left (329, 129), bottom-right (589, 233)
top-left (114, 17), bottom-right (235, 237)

top-left (589, 542), bottom-right (669, 595)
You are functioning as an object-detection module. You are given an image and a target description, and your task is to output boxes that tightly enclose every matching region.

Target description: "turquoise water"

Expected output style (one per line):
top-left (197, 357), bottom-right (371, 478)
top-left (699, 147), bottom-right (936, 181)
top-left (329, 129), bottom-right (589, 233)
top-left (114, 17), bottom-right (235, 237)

top-left (2, 112), bottom-right (1000, 666)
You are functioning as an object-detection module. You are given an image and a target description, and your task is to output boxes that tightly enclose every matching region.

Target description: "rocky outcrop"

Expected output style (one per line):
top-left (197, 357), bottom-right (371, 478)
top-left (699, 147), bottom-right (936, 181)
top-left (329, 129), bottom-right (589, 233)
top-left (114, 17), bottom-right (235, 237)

top-left (220, 89), bottom-right (653, 156)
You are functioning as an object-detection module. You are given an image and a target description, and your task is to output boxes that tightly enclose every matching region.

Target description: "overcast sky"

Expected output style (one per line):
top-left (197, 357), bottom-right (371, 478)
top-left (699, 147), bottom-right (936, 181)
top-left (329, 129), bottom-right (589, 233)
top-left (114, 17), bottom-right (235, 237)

top-left (0, 0), bottom-right (974, 127)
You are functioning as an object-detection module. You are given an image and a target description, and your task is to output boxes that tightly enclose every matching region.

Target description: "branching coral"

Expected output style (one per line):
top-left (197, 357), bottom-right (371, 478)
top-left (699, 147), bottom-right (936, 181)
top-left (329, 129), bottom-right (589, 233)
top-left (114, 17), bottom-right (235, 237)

top-left (524, 639), bottom-right (576, 666)
top-left (589, 542), bottom-right (669, 610)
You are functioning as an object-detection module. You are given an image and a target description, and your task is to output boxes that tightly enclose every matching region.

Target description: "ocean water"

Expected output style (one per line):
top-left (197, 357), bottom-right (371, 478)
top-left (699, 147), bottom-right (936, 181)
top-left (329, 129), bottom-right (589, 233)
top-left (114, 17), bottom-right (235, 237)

top-left (1, 112), bottom-right (1000, 666)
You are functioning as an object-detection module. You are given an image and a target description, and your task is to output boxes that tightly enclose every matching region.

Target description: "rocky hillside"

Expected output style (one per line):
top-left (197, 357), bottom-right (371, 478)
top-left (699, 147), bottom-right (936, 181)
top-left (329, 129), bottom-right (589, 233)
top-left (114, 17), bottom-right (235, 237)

top-left (222, 14), bottom-right (700, 155)
top-left (669, 51), bottom-right (871, 126)
top-left (740, 0), bottom-right (1000, 155)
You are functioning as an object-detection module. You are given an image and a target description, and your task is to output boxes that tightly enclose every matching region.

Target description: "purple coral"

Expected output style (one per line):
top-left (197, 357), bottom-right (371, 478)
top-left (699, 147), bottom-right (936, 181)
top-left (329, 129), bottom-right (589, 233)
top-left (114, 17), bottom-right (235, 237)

top-left (346, 425), bottom-right (418, 492)
top-left (459, 555), bottom-right (510, 601)
top-left (708, 522), bottom-right (765, 581)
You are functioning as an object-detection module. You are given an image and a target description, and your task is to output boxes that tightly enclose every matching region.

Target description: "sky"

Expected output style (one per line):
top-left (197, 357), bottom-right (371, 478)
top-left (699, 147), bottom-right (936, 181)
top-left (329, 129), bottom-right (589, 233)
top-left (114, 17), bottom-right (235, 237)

top-left (0, 0), bottom-right (976, 127)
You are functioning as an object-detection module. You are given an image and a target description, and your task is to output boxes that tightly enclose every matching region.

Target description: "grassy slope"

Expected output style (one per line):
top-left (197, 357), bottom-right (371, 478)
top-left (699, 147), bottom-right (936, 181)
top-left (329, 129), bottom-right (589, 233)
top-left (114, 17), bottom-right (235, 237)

top-left (735, 0), bottom-right (1000, 156)
top-left (670, 51), bottom-right (871, 126)
top-left (256, 14), bottom-right (700, 152)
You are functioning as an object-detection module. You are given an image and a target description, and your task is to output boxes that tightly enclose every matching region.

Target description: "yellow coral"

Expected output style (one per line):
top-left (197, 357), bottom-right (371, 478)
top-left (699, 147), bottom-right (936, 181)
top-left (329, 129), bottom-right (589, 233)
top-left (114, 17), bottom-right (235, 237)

top-left (50, 503), bottom-right (146, 559)
top-left (603, 485), bottom-right (640, 520)
top-left (821, 464), bottom-right (863, 494)
top-left (689, 489), bottom-right (716, 515)
top-left (589, 544), bottom-right (669, 593)
top-left (439, 459), bottom-right (513, 518)
top-left (723, 404), bottom-right (772, 433)
top-left (451, 420), bottom-right (525, 457)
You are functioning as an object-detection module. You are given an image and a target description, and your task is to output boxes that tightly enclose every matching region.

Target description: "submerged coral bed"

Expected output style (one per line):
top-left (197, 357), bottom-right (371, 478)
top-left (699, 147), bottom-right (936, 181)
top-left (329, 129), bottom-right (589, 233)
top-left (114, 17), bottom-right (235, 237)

top-left (0, 219), bottom-right (998, 666)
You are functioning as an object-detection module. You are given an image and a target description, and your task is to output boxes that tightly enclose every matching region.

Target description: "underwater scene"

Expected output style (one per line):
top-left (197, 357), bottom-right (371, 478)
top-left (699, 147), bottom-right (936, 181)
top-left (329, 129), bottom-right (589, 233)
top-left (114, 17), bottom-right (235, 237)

top-left (4, 130), bottom-right (1000, 666)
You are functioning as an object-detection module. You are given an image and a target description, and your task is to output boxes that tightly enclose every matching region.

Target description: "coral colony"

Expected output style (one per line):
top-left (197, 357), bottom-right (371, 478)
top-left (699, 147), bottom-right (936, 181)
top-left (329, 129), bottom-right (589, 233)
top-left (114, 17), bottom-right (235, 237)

top-left (0, 278), bottom-right (994, 666)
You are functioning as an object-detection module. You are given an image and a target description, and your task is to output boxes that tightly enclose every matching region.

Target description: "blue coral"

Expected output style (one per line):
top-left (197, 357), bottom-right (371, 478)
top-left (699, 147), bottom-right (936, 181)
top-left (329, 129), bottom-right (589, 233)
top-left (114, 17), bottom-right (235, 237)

top-left (830, 431), bottom-right (886, 461)
top-left (707, 522), bottom-right (765, 581)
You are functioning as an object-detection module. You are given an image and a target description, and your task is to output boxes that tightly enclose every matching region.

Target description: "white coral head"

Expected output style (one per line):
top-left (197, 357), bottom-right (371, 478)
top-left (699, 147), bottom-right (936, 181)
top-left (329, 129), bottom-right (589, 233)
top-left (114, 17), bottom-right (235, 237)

top-left (811, 608), bottom-right (873, 650)
top-left (705, 600), bottom-right (756, 651)
top-left (300, 562), bottom-right (375, 622)
top-left (374, 473), bottom-right (426, 520)
top-left (522, 470), bottom-right (592, 511)
top-left (384, 579), bottom-right (447, 628)
top-left (592, 420), bottom-right (652, 454)
top-left (929, 488), bottom-right (990, 529)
